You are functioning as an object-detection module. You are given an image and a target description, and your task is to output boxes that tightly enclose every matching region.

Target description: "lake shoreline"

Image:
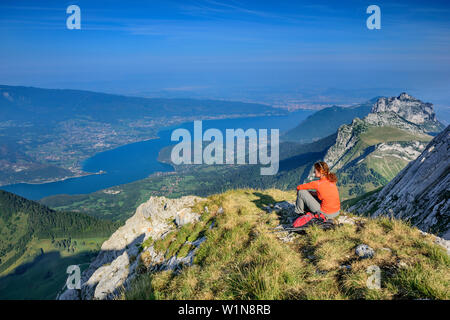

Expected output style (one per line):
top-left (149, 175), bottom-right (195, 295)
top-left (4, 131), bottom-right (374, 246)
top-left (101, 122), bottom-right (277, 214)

top-left (1, 110), bottom-right (313, 200)
top-left (1, 112), bottom-right (285, 188)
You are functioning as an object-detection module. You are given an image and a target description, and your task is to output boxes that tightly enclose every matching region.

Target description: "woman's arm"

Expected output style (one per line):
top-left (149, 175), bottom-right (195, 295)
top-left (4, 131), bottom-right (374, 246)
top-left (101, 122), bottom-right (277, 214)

top-left (297, 180), bottom-right (318, 191)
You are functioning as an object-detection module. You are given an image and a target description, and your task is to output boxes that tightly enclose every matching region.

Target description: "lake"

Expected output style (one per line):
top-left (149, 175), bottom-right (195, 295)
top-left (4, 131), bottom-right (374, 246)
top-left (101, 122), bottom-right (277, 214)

top-left (1, 111), bottom-right (313, 200)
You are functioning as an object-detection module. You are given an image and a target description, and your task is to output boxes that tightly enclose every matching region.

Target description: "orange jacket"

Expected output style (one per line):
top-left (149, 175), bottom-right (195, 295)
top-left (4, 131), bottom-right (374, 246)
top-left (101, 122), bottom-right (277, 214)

top-left (297, 177), bottom-right (340, 214)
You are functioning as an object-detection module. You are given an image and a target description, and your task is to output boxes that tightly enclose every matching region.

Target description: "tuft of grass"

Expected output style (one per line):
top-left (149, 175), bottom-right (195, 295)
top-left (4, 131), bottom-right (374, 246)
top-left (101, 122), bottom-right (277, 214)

top-left (141, 237), bottom-right (153, 250)
top-left (387, 263), bottom-right (449, 299)
top-left (177, 244), bottom-right (194, 258)
top-left (153, 232), bottom-right (177, 254)
top-left (121, 274), bottom-right (155, 300)
top-left (152, 208), bottom-right (213, 260)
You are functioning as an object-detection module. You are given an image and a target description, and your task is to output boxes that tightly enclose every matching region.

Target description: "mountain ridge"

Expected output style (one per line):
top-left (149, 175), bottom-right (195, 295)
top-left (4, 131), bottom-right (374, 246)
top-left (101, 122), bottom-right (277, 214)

top-left (282, 98), bottom-right (377, 143)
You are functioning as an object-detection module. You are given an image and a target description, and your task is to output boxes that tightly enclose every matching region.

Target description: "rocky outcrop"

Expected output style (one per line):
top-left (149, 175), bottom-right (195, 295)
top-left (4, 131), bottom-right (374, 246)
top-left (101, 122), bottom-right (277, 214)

top-left (370, 93), bottom-right (444, 132)
top-left (348, 125), bottom-right (450, 239)
top-left (57, 195), bottom-right (203, 300)
top-left (370, 141), bottom-right (426, 163)
top-left (320, 118), bottom-right (367, 173)
top-left (364, 112), bottom-right (425, 134)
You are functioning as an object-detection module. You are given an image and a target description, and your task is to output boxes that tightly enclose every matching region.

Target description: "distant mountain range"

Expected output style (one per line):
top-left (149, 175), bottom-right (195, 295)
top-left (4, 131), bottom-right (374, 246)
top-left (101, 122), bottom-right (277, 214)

top-left (282, 93), bottom-right (445, 144)
top-left (282, 98), bottom-right (377, 143)
top-left (370, 93), bottom-right (444, 133)
top-left (0, 85), bottom-right (280, 123)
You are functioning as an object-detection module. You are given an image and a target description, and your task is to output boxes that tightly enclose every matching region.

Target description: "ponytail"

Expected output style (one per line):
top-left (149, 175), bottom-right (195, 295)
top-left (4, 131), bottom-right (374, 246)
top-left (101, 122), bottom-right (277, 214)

top-left (314, 161), bottom-right (338, 183)
top-left (326, 172), bottom-right (338, 183)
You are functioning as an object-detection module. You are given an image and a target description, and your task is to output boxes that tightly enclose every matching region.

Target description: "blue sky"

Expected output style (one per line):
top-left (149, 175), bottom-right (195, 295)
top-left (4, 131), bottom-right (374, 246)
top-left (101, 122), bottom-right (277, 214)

top-left (0, 0), bottom-right (449, 114)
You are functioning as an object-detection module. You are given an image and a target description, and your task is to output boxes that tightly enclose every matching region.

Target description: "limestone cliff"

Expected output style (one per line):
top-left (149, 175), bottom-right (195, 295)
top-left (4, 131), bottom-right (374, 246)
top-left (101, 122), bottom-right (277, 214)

top-left (348, 125), bottom-right (450, 239)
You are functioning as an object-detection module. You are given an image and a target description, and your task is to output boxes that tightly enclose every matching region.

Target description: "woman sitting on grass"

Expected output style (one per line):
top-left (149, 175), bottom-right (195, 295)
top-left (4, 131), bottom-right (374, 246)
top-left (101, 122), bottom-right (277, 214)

top-left (294, 161), bottom-right (341, 225)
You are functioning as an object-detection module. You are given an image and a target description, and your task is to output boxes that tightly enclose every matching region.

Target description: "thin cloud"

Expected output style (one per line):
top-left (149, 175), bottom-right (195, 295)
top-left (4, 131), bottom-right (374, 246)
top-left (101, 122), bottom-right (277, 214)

top-left (178, 0), bottom-right (301, 23)
top-left (0, 5), bottom-right (63, 11)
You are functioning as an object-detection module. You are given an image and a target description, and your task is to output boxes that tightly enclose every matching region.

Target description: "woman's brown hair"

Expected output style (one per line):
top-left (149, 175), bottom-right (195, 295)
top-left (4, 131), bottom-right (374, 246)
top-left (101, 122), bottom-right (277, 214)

top-left (314, 161), bottom-right (338, 183)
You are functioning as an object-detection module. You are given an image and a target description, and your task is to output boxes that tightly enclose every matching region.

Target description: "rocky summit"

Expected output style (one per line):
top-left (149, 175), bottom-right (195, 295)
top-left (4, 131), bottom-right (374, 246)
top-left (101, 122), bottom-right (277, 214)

top-left (348, 125), bottom-right (450, 239)
top-left (370, 93), bottom-right (444, 133)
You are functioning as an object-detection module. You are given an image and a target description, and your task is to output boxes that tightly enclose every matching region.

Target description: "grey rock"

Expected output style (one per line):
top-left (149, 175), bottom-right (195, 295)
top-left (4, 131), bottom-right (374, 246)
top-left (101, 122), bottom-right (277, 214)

top-left (418, 230), bottom-right (450, 256)
top-left (272, 201), bottom-right (295, 213)
top-left (57, 288), bottom-right (80, 300)
top-left (57, 195), bottom-right (204, 300)
top-left (190, 236), bottom-right (207, 247)
top-left (355, 244), bottom-right (375, 259)
top-left (276, 232), bottom-right (296, 243)
top-left (337, 215), bottom-right (357, 225)
top-left (175, 207), bottom-right (200, 227)
top-left (339, 265), bottom-right (352, 270)
top-left (315, 270), bottom-right (328, 275)
top-left (266, 201), bottom-right (298, 225)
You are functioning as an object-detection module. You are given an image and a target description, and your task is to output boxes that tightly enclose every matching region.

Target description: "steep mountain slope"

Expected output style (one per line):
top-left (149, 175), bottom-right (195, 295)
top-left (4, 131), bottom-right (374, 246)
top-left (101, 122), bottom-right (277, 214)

top-left (59, 189), bottom-right (450, 300)
top-left (0, 190), bottom-right (118, 277)
top-left (282, 99), bottom-right (376, 143)
top-left (347, 125), bottom-right (450, 239)
top-left (305, 93), bottom-right (443, 199)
